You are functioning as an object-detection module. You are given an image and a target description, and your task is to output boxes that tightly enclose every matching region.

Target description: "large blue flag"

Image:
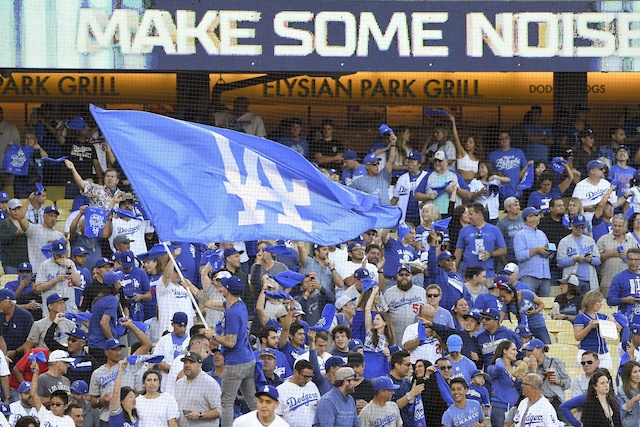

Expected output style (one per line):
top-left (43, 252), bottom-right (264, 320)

top-left (90, 106), bottom-right (401, 245)
top-left (3, 145), bottom-right (33, 175)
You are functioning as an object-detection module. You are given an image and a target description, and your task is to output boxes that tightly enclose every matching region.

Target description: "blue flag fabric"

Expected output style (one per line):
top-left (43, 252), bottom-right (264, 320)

top-left (363, 350), bottom-right (390, 379)
top-left (127, 355), bottom-right (164, 365)
top-left (65, 312), bottom-right (92, 326)
top-left (310, 305), bottom-right (336, 332)
top-left (411, 395), bottom-right (427, 427)
top-left (111, 208), bottom-right (140, 220)
top-left (423, 108), bottom-right (450, 116)
top-left (3, 145), bottom-right (33, 175)
top-left (432, 217), bottom-right (452, 233)
top-left (517, 163), bottom-right (535, 194)
top-left (269, 271), bottom-right (305, 289)
top-left (90, 106), bottom-right (400, 245)
top-left (263, 244), bottom-right (296, 258)
top-left (431, 181), bottom-right (452, 197)
top-left (116, 321), bottom-right (150, 338)
top-left (627, 197), bottom-right (635, 219)
top-left (562, 214), bottom-right (571, 228)
top-left (40, 157), bottom-right (67, 162)
top-left (264, 291), bottom-right (293, 300)
top-left (28, 351), bottom-right (47, 364)
top-left (85, 207), bottom-right (109, 238)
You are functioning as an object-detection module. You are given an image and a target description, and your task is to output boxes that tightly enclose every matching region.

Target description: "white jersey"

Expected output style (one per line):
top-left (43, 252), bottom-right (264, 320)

top-left (402, 322), bottom-right (442, 364)
top-left (135, 393), bottom-right (180, 427)
top-left (572, 178), bottom-right (617, 223)
top-left (36, 407), bottom-right (75, 427)
top-left (384, 285), bottom-right (427, 346)
top-left (513, 396), bottom-right (560, 427)
top-left (233, 411), bottom-right (290, 427)
top-left (156, 280), bottom-right (196, 334)
top-left (108, 217), bottom-right (153, 255)
top-left (276, 380), bottom-right (320, 427)
top-left (8, 402), bottom-right (37, 426)
top-left (297, 351), bottom-right (333, 374)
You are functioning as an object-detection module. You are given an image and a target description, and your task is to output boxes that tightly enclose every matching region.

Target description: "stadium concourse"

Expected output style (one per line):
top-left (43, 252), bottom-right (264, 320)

top-left (1, 102), bottom-right (640, 427)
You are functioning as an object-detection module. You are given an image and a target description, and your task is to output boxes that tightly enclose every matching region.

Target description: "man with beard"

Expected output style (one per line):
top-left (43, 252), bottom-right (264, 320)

top-left (598, 214), bottom-right (638, 298)
top-left (312, 367), bottom-right (361, 427)
top-left (384, 266), bottom-right (426, 346)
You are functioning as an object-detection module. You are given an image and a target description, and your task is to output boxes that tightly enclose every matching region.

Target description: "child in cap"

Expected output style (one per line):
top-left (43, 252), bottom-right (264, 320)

top-left (466, 370), bottom-right (490, 417)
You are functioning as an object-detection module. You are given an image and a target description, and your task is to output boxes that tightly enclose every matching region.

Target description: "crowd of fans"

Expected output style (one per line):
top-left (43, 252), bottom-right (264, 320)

top-left (2, 99), bottom-right (640, 427)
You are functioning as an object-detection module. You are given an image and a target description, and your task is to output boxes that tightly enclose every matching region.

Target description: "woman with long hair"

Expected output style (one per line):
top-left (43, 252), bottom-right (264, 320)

top-left (415, 203), bottom-right (442, 251)
top-left (574, 290), bottom-right (617, 369)
top-left (527, 169), bottom-right (574, 210)
top-left (447, 204), bottom-right (471, 253)
top-left (497, 280), bottom-right (551, 344)
top-left (468, 160), bottom-right (510, 223)
top-left (583, 369), bottom-right (622, 427)
top-left (391, 126), bottom-right (414, 178)
top-left (110, 360), bottom-right (139, 427)
top-left (450, 114), bottom-right (482, 183)
top-left (363, 286), bottom-right (395, 357)
top-left (568, 197), bottom-right (593, 236)
top-left (136, 370), bottom-right (180, 427)
top-left (464, 266), bottom-right (487, 305)
top-left (628, 212), bottom-right (640, 248)
top-left (618, 361), bottom-right (640, 427)
top-left (451, 298), bottom-right (470, 330)
top-left (552, 275), bottom-right (583, 322)
top-left (351, 281), bottom-right (381, 343)
top-left (487, 340), bottom-right (523, 427)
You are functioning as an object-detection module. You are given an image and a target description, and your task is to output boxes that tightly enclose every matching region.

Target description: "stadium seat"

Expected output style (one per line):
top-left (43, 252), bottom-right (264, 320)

top-left (546, 319), bottom-right (574, 335)
top-left (547, 344), bottom-right (579, 371)
top-left (43, 199), bottom-right (54, 207)
top-left (56, 199), bottom-right (74, 211)
top-left (46, 186), bottom-right (65, 202)
top-left (0, 274), bottom-right (17, 288)
top-left (556, 330), bottom-right (579, 346)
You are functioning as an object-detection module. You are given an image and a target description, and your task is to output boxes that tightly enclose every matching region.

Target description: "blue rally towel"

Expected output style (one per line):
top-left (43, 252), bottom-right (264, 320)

top-left (111, 208), bottom-right (140, 220)
top-left (269, 270), bottom-right (305, 289)
top-left (264, 290), bottom-right (293, 300)
top-left (517, 163), bottom-right (535, 195)
top-left (417, 321), bottom-right (427, 343)
top-left (363, 350), bottom-right (390, 379)
top-left (310, 305), bottom-right (336, 332)
top-left (3, 145), bottom-right (33, 175)
top-left (28, 351), bottom-right (47, 363)
top-left (84, 207), bottom-right (109, 238)
top-left (263, 244), bottom-right (296, 258)
top-left (127, 355), bottom-right (164, 365)
top-left (90, 105), bottom-right (400, 245)
top-left (40, 156), bottom-right (68, 162)
top-left (411, 395), bottom-right (427, 427)
top-left (65, 312), bottom-right (92, 326)
top-left (432, 217), bottom-right (452, 233)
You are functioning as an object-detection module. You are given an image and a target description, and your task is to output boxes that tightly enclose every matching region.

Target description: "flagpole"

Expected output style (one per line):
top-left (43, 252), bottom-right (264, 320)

top-left (162, 242), bottom-right (209, 329)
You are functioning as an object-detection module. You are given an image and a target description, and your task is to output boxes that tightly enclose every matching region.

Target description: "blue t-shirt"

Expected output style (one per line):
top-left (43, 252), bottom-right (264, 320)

top-left (501, 289), bottom-right (545, 328)
top-left (75, 266), bottom-right (92, 307)
top-left (448, 356), bottom-right (477, 383)
top-left (488, 148), bottom-right (527, 198)
top-left (527, 187), bottom-right (563, 210)
top-left (473, 294), bottom-right (502, 312)
top-left (174, 242), bottom-right (202, 286)
top-left (5, 278), bottom-right (34, 295)
top-left (253, 349), bottom-right (292, 379)
top-left (341, 165), bottom-right (366, 186)
top-left (88, 295), bottom-right (118, 349)
top-left (610, 164), bottom-right (636, 197)
top-left (120, 267), bottom-right (150, 322)
top-left (573, 312), bottom-right (609, 353)
top-left (592, 220), bottom-right (612, 243)
top-left (279, 342), bottom-right (306, 371)
top-left (607, 269), bottom-right (640, 316)
top-left (109, 408), bottom-right (138, 427)
top-left (2, 307), bottom-right (33, 352)
top-left (383, 237), bottom-right (417, 277)
top-left (142, 273), bottom-right (161, 321)
top-left (466, 384), bottom-right (490, 407)
top-left (442, 399), bottom-right (484, 427)
top-left (456, 224), bottom-right (506, 276)
top-left (221, 300), bottom-right (254, 365)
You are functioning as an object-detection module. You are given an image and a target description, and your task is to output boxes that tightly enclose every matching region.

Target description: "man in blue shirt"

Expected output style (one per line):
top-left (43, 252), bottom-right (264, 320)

top-left (513, 207), bottom-right (552, 297)
top-left (476, 308), bottom-right (522, 369)
top-left (208, 275), bottom-right (258, 427)
top-left (454, 203), bottom-right (507, 280)
top-left (607, 247), bottom-right (640, 320)
top-left (487, 131), bottom-right (529, 198)
top-left (348, 133), bottom-right (397, 206)
top-left (0, 288), bottom-right (34, 363)
top-left (341, 150), bottom-right (366, 186)
top-left (312, 367), bottom-right (362, 427)
top-left (278, 118), bottom-right (309, 158)
top-left (118, 250), bottom-right (151, 322)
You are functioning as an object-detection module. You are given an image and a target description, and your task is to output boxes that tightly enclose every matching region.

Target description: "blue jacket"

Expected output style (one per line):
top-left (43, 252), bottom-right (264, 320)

top-left (476, 326), bottom-right (522, 369)
top-left (487, 358), bottom-right (521, 409)
top-left (312, 386), bottom-right (361, 427)
top-left (427, 245), bottom-right (472, 311)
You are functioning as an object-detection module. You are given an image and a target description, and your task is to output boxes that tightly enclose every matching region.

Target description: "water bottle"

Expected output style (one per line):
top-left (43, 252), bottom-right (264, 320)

top-left (619, 245), bottom-right (627, 263)
top-left (552, 302), bottom-right (560, 316)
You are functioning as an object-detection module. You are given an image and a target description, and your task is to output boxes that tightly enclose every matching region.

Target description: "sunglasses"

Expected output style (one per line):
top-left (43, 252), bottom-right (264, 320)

top-left (438, 366), bottom-right (453, 370)
top-left (67, 338), bottom-right (79, 343)
top-left (427, 294), bottom-right (440, 298)
top-left (581, 360), bottom-right (594, 366)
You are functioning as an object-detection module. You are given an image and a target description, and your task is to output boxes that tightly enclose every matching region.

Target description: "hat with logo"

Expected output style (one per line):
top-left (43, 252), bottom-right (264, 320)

top-left (471, 369), bottom-right (489, 380)
top-left (353, 268), bottom-right (370, 280)
top-left (18, 262), bottom-right (32, 272)
top-left (113, 234), bottom-right (134, 246)
top-left (46, 293), bottom-right (68, 306)
top-left (325, 356), bottom-right (347, 371)
top-left (630, 324), bottom-right (640, 335)
top-left (121, 250), bottom-right (135, 268)
top-left (43, 206), bottom-right (60, 216)
top-left (0, 403), bottom-right (10, 416)
top-left (110, 252), bottom-right (122, 263)
top-left (437, 251), bottom-right (454, 262)
top-left (223, 247), bottom-right (244, 258)
top-left (434, 150), bottom-right (448, 161)
top-left (515, 325), bottom-right (533, 337)
top-left (66, 116), bottom-right (88, 131)
top-left (48, 350), bottom-right (74, 363)
top-left (372, 376), bottom-right (401, 392)
top-left (181, 351), bottom-right (202, 363)
top-left (396, 265), bottom-right (411, 275)
top-left (342, 150), bottom-right (361, 161)
top-left (503, 263), bottom-right (519, 276)
top-left (586, 159), bottom-right (604, 172)
top-left (579, 127), bottom-right (595, 138)
top-left (481, 307), bottom-right (500, 320)
top-left (220, 276), bottom-right (244, 296)
top-left (361, 278), bottom-right (377, 293)
top-left (103, 270), bottom-right (124, 287)
top-left (104, 338), bottom-right (125, 350)
top-left (408, 150), bottom-right (422, 162)
top-left (51, 239), bottom-right (67, 255)
top-left (255, 385), bottom-right (279, 401)
top-left (558, 274), bottom-right (580, 286)
top-left (463, 310), bottom-right (482, 323)
top-left (68, 327), bottom-right (87, 341)
top-left (335, 367), bottom-right (362, 381)
top-left (335, 295), bottom-right (357, 311)
top-left (571, 214), bottom-right (586, 226)
top-left (17, 381), bottom-right (32, 394)
top-left (71, 246), bottom-right (88, 257)
top-left (349, 339), bottom-right (364, 351)
top-left (0, 192), bottom-right (9, 203)
top-left (347, 242), bottom-right (363, 252)
top-left (0, 289), bottom-right (15, 302)
top-left (363, 153), bottom-right (381, 164)
top-left (522, 338), bottom-right (546, 351)
top-left (70, 380), bottom-right (89, 394)
top-left (258, 348), bottom-right (277, 359)
top-left (522, 207), bottom-right (541, 219)
top-left (7, 199), bottom-right (21, 210)
top-left (171, 312), bottom-right (188, 326)
top-left (446, 334), bottom-right (463, 353)
top-left (94, 257), bottom-right (114, 268)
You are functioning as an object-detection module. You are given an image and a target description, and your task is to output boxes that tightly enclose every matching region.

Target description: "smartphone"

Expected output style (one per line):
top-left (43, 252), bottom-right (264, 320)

top-left (309, 273), bottom-right (316, 281)
top-left (547, 243), bottom-right (557, 252)
top-left (183, 410), bottom-right (192, 415)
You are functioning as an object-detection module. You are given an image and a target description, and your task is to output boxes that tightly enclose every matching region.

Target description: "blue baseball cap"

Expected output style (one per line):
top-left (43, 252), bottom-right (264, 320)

top-left (18, 262), bottom-right (32, 272)
top-left (104, 338), bottom-right (125, 350)
top-left (363, 153), bottom-right (381, 164)
top-left (481, 307), bottom-right (500, 320)
top-left (121, 250), bottom-right (135, 268)
top-left (437, 251), bottom-right (454, 262)
top-left (94, 257), bottom-right (113, 268)
top-left (396, 265), bottom-right (411, 275)
top-left (44, 206), bottom-right (60, 216)
top-left (446, 334), bottom-right (463, 352)
top-left (571, 214), bottom-right (586, 226)
top-left (463, 310), bottom-right (482, 322)
top-left (255, 385), bottom-right (279, 401)
top-left (0, 192), bottom-right (9, 203)
top-left (630, 323), bottom-right (640, 335)
top-left (471, 369), bottom-right (489, 379)
top-left (46, 293), bottom-right (68, 306)
top-left (325, 356), bottom-right (346, 370)
top-left (103, 270), bottom-right (124, 287)
top-left (349, 339), bottom-right (364, 351)
top-left (515, 325), bottom-right (533, 337)
top-left (221, 276), bottom-right (244, 296)
top-left (68, 327), bottom-right (87, 341)
top-left (71, 246), bottom-right (88, 257)
top-left (372, 376), bottom-right (401, 392)
top-left (342, 150), bottom-right (361, 161)
top-left (361, 278), bottom-right (377, 293)
top-left (354, 268), bottom-right (370, 280)
top-left (223, 247), bottom-right (244, 258)
top-left (17, 381), bottom-right (31, 393)
top-left (65, 116), bottom-right (87, 131)
top-left (522, 207), bottom-right (541, 219)
top-left (258, 348), bottom-right (277, 359)
top-left (586, 159), bottom-right (605, 172)
top-left (522, 338), bottom-right (545, 351)
top-left (70, 380), bottom-right (88, 394)
top-left (171, 312), bottom-right (188, 326)
top-left (408, 150), bottom-right (422, 162)
top-left (51, 239), bottom-right (67, 255)
top-left (0, 289), bottom-right (15, 301)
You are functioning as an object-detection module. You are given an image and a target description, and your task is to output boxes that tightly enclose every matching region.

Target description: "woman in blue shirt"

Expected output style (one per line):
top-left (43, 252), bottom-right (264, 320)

top-left (110, 360), bottom-right (139, 427)
top-left (487, 340), bottom-right (522, 427)
top-left (574, 290), bottom-right (617, 369)
top-left (497, 280), bottom-right (552, 344)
